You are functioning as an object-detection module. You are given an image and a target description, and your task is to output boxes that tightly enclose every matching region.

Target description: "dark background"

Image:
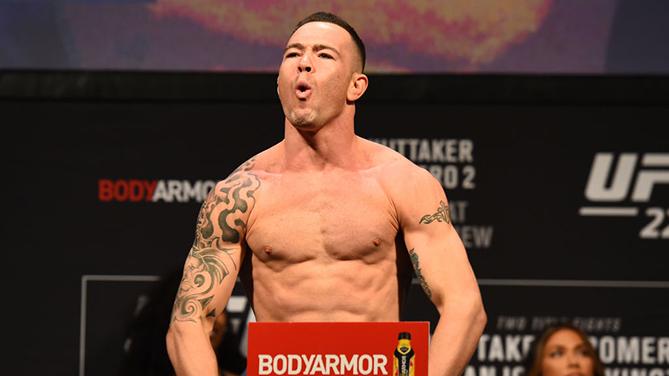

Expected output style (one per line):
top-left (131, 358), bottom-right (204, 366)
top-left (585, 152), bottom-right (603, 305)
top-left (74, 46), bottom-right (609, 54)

top-left (2, 72), bottom-right (668, 375)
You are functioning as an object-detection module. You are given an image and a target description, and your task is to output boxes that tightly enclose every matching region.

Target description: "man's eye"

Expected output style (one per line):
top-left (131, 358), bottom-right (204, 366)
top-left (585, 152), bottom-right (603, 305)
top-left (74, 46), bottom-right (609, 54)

top-left (285, 52), bottom-right (299, 58)
top-left (319, 53), bottom-right (333, 59)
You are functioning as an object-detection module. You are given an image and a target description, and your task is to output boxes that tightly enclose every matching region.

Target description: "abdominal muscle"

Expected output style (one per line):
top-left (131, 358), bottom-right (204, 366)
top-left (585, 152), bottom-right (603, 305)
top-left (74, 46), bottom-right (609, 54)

top-left (241, 151), bottom-right (407, 322)
top-left (248, 253), bottom-right (401, 322)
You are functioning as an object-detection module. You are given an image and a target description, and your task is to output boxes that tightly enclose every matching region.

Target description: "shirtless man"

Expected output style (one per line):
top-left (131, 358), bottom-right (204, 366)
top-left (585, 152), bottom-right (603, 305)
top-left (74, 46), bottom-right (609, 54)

top-left (166, 11), bottom-right (486, 376)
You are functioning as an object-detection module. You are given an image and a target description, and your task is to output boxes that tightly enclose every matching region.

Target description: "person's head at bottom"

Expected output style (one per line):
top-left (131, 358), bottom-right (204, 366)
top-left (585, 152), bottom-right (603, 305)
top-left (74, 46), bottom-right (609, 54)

top-left (526, 324), bottom-right (604, 376)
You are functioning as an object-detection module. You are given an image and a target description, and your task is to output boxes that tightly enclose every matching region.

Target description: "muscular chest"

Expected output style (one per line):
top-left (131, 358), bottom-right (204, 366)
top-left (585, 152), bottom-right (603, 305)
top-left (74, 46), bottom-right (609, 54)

top-left (246, 172), bottom-right (398, 263)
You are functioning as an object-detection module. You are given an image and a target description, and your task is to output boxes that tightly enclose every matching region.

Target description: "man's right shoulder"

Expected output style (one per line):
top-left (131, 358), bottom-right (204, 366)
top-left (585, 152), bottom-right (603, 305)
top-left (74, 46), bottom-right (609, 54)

top-left (206, 150), bottom-right (272, 204)
top-left (218, 143), bottom-right (281, 184)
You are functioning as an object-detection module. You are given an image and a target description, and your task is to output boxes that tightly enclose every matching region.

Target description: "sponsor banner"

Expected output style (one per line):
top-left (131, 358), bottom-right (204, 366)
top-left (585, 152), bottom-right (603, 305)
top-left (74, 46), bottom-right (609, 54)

top-left (98, 179), bottom-right (216, 203)
top-left (247, 322), bottom-right (429, 376)
top-left (465, 284), bottom-right (669, 376)
top-left (4, 100), bottom-right (668, 375)
top-left (357, 104), bottom-right (669, 281)
top-left (580, 153), bottom-right (669, 240)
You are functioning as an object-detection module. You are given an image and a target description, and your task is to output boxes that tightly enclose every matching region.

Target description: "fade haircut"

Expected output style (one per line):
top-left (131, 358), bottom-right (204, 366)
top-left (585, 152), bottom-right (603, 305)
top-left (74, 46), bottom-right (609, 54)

top-left (292, 11), bottom-right (366, 72)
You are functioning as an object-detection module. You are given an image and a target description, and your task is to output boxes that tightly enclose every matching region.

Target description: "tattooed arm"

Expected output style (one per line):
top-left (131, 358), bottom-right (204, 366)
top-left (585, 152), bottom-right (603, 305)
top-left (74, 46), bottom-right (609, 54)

top-left (166, 161), bottom-right (260, 376)
top-left (392, 165), bottom-right (486, 376)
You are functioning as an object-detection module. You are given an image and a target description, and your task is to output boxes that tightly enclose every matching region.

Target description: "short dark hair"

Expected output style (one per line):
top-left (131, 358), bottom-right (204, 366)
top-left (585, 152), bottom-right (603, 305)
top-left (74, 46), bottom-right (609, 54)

top-left (293, 11), bottom-right (366, 72)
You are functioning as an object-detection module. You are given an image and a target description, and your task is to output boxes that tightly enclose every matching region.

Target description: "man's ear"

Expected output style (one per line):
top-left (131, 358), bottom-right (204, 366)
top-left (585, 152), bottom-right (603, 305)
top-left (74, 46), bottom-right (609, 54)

top-left (347, 73), bottom-right (368, 102)
top-left (276, 76), bottom-right (280, 96)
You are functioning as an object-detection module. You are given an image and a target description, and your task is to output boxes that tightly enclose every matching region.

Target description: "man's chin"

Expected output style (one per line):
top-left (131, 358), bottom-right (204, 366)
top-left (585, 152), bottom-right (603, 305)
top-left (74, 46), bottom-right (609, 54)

top-left (289, 115), bottom-right (318, 130)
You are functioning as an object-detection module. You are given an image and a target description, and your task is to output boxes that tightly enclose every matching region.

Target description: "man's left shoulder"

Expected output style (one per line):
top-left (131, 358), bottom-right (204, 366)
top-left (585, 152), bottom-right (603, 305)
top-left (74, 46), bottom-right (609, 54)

top-left (361, 139), bottom-right (423, 176)
top-left (360, 137), bottom-right (442, 198)
top-left (377, 154), bottom-right (439, 191)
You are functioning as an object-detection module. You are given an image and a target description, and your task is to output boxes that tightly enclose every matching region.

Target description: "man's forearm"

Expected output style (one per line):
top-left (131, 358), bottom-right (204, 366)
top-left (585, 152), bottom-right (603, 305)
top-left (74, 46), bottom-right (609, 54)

top-left (428, 300), bottom-right (487, 376)
top-left (166, 322), bottom-right (219, 376)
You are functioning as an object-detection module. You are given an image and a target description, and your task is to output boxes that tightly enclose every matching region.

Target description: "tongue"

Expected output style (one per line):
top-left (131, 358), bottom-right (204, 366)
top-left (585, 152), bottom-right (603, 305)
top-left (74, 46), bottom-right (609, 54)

top-left (296, 88), bottom-right (311, 99)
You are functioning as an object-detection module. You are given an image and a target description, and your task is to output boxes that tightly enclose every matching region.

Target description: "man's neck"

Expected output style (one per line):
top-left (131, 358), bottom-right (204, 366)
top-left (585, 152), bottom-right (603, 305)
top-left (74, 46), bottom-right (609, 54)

top-left (282, 117), bottom-right (361, 171)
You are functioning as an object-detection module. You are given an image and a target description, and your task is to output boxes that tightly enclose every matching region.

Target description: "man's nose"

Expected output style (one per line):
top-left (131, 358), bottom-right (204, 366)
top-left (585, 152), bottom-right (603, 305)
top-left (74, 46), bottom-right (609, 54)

top-left (298, 54), bottom-right (313, 73)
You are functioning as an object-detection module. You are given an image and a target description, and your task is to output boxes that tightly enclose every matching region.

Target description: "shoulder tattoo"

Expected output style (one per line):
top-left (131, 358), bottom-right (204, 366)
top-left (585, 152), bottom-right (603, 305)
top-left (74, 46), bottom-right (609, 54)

top-left (171, 159), bottom-right (261, 323)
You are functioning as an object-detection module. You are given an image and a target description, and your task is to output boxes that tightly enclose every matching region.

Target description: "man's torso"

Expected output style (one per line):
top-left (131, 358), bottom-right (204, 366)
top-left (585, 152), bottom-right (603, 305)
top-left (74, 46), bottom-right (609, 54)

top-left (241, 140), bottom-right (413, 321)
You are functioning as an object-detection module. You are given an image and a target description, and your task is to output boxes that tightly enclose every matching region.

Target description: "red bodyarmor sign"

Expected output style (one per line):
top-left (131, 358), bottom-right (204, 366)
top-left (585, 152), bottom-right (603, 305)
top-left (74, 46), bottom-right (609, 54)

top-left (247, 322), bottom-right (429, 376)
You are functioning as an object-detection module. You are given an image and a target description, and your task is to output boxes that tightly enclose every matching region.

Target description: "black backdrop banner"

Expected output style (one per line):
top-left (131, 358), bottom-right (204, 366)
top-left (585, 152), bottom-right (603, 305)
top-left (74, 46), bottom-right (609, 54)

top-left (3, 73), bottom-right (668, 375)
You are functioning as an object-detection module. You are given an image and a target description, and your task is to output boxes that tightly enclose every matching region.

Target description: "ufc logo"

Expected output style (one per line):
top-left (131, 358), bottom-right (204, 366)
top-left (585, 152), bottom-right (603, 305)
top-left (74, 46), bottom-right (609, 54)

top-left (585, 153), bottom-right (669, 202)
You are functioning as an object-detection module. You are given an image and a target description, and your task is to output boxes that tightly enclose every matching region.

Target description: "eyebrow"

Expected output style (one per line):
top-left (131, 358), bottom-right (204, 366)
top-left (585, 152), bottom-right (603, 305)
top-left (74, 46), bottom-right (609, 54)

top-left (284, 43), bottom-right (341, 56)
top-left (548, 343), bottom-right (587, 350)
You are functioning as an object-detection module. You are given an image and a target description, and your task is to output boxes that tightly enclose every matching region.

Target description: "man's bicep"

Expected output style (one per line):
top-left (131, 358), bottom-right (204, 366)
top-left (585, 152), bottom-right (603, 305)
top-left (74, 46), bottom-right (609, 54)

top-left (400, 171), bottom-right (479, 309)
top-left (405, 225), bottom-right (479, 309)
top-left (171, 166), bottom-right (260, 323)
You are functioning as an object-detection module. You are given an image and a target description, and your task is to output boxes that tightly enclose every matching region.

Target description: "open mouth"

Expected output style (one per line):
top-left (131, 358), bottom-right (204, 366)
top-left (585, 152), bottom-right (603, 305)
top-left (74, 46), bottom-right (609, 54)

top-left (296, 82), bottom-right (312, 100)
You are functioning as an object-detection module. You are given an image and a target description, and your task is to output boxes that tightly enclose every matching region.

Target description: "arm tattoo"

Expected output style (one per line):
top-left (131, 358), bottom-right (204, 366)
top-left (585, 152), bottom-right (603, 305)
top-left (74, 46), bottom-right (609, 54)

top-left (409, 248), bottom-right (431, 299)
top-left (419, 200), bottom-right (451, 225)
top-left (172, 159), bottom-right (261, 323)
